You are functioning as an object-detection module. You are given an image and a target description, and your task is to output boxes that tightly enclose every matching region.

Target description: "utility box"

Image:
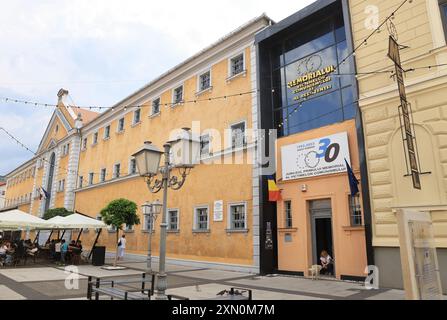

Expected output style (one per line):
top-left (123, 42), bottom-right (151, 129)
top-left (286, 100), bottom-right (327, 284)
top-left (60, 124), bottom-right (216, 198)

top-left (92, 246), bottom-right (106, 266)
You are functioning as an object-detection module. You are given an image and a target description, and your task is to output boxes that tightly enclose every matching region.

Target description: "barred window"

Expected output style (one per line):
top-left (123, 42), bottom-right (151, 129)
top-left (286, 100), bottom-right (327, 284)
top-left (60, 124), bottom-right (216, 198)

top-left (82, 138), bottom-right (87, 149)
top-left (113, 163), bottom-right (121, 178)
top-left (173, 86), bottom-right (183, 104)
top-left (100, 168), bottom-right (107, 182)
top-left (200, 134), bottom-right (210, 156)
top-left (194, 207), bottom-right (208, 231)
top-left (349, 194), bottom-right (362, 226)
top-left (104, 125), bottom-right (110, 139)
top-left (133, 109), bottom-right (141, 124)
top-left (231, 122), bottom-right (246, 149)
top-left (229, 204), bottom-right (246, 230)
top-left (144, 214), bottom-right (153, 232)
top-left (118, 118), bottom-right (125, 132)
top-left (168, 209), bottom-right (179, 230)
top-left (199, 71), bottom-right (211, 91)
top-left (284, 201), bottom-right (292, 228)
top-left (152, 98), bottom-right (160, 115)
top-left (129, 158), bottom-right (137, 175)
top-left (230, 54), bottom-right (244, 76)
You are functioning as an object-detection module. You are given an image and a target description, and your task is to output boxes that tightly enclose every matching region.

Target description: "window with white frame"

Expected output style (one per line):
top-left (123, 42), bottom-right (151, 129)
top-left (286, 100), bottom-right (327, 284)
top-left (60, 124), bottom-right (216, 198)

top-left (113, 163), bottom-right (121, 178)
top-left (200, 134), bottom-right (210, 157)
top-left (173, 85), bottom-right (183, 104)
top-left (93, 132), bottom-right (98, 145)
top-left (230, 53), bottom-right (244, 77)
top-left (194, 207), bottom-right (209, 231)
top-left (100, 168), bottom-right (107, 182)
top-left (152, 98), bottom-right (161, 115)
top-left (118, 118), bottom-right (125, 132)
top-left (133, 109), bottom-right (141, 124)
top-left (124, 224), bottom-right (134, 232)
top-left (349, 194), bottom-right (362, 226)
top-left (144, 214), bottom-right (154, 232)
top-left (57, 179), bottom-right (65, 192)
top-left (229, 203), bottom-right (246, 230)
top-left (104, 125), bottom-right (111, 139)
top-left (198, 70), bottom-right (211, 92)
top-left (284, 201), bottom-right (292, 228)
top-left (129, 158), bottom-right (137, 175)
top-left (168, 209), bottom-right (179, 231)
top-left (88, 172), bottom-right (94, 185)
top-left (230, 122), bottom-right (246, 149)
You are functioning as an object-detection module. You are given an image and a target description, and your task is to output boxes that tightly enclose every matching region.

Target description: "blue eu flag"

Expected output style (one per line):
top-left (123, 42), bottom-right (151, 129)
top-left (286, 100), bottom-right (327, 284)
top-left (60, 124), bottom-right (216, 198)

top-left (345, 159), bottom-right (359, 196)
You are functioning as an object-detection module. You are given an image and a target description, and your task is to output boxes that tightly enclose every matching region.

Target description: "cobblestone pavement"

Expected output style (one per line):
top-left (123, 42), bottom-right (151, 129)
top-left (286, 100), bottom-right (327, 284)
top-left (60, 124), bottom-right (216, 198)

top-left (0, 258), bottom-right (407, 300)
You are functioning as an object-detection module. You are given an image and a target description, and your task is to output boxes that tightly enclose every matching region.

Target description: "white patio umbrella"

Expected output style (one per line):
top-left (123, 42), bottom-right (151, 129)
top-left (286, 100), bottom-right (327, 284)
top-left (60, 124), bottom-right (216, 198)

top-left (56, 213), bottom-right (107, 229)
top-left (0, 209), bottom-right (53, 230)
top-left (45, 215), bottom-right (69, 229)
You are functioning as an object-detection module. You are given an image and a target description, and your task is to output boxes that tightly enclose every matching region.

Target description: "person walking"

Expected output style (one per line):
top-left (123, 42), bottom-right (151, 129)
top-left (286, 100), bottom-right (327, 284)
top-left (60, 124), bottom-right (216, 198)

top-left (60, 239), bottom-right (68, 265)
top-left (117, 234), bottom-right (126, 261)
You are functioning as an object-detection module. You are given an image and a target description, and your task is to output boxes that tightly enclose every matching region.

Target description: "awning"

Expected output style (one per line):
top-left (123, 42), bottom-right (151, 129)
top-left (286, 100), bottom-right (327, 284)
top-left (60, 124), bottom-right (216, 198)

top-left (55, 213), bottom-right (107, 229)
top-left (0, 209), bottom-right (53, 231)
top-left (45, 215), bottom-right (68, 229)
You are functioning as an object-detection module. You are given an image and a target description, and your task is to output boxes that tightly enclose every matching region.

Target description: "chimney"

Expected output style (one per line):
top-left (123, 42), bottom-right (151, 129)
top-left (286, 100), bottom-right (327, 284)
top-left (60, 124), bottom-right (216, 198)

top-left (57, 88), bottom-right (69, 105)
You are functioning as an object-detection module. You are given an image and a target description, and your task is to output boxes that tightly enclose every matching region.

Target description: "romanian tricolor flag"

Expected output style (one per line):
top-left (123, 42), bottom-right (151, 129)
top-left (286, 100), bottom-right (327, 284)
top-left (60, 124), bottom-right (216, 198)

top-left (268, 176), bottom-right (282, 202)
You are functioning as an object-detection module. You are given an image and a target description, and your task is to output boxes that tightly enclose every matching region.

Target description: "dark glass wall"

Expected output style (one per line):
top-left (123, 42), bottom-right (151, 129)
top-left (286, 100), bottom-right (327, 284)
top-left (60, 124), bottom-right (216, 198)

top-left (267, 8), bottom-right (357, 137)
top-left (256, 0), bottom-right (368, 274)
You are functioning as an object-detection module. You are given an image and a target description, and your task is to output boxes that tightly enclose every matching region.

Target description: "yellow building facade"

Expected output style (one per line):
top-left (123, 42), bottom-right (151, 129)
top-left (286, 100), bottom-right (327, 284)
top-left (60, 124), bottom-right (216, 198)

top-left (3, 16), bottom-right (272, 273)
top-left (350, 0), bottom-right (447, 291)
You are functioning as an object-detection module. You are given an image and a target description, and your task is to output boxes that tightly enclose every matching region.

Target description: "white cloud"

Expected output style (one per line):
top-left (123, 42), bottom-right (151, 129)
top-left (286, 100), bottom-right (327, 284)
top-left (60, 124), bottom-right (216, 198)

top-left (0, 0), bottom-right (315, 173)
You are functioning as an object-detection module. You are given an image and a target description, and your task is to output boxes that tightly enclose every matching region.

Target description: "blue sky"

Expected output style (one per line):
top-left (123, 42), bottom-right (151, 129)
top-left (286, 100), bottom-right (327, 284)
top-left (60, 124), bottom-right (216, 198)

top-left (0, 0), bottom-right (314, 175)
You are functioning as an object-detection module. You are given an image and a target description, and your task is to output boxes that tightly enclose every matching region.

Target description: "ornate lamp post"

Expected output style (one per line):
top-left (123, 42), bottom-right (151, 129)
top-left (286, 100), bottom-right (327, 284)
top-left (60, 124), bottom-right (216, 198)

top-left (132, 130), bottom-right (199, 300)
top-left (141, 200), bottom-right (161, 272)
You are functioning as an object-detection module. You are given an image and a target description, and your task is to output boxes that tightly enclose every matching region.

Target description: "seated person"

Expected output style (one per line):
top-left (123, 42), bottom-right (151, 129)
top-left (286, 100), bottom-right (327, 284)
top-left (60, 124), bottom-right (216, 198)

top-left (0, 242), bottom-right (7, 254)
top-left (54, 240), bottom-right (62, 261)
top-left (71, 241), bottom-right (82, 265)
top-left (0, 242), bottom-right (7, 262)
top-left (76, 240), bottom-right (83, 252)
top-left (49, 240), bottom-right (56, 260)
top-left (319, 250), bottom-right (334, 275)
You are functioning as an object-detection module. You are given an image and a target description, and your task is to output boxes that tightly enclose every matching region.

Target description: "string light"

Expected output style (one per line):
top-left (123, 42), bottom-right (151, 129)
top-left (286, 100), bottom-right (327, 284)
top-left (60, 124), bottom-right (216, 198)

top-left (1, 90), bottom-right (259, 111)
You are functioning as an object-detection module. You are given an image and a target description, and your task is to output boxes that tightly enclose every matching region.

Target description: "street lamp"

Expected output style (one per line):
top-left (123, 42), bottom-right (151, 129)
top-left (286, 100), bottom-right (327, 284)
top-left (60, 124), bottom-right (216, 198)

top-left (141, 200), bottom-right (162, 272)
top-left (132, 129), bottom-right (199, 300)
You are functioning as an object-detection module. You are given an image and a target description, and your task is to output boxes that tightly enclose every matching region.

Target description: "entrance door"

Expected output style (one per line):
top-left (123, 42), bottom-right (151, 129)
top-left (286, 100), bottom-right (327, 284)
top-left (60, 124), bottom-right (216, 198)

top-left (310, 199), bottom-right (334, 270)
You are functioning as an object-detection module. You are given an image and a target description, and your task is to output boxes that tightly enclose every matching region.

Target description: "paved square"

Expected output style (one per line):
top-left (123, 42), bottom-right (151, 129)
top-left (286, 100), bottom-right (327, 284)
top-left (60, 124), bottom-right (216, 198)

top-left (173, 269), bottom-right (253, 280)
top-left (230, 276), bottom-right (365, 298)
top-left (54, 265), bottom-right (144, 278)
top-left (0, 267), bottom-right (87, 282)
top-left (0, 285), bottom-right (26, 300)
top-left (166, 283), bottom-right (329, 300)
top-left (0, 262), bottom-right (409, 300)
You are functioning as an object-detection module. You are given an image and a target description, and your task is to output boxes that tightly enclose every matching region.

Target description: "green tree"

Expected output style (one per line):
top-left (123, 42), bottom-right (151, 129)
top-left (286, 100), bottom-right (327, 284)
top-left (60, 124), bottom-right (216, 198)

top-left (43, 207), bottom-right (73, 220)
top-left (100, 198), bottom-right (140, 266)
